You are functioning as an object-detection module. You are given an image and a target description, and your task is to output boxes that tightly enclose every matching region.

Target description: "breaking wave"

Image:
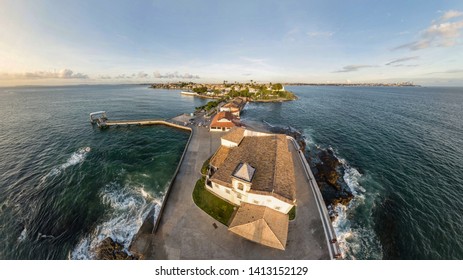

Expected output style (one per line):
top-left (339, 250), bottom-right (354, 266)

top-left (42, 147), bottom-right (91, 180)
top-left (17, 227), bottom-right (27, 242)
top-left (300, 129), bottom-right (382, 259)
top-left (70, 181), bottom-right (161, 260)
top-left (331, 153), bottom-right (382, 259)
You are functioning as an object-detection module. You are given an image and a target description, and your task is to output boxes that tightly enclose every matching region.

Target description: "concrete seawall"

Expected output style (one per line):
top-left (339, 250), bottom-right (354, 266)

top-left (153, 126), bottom-right (193, 232)
top-left (288, 136), bottom-right (341, 259)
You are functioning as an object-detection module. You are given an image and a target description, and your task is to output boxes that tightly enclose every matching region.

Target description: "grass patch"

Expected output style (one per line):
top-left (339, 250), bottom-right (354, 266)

top-left (288, 206), bottom-right (296, 221)
top-left (201, 156), bottom-right (211, 175)
top-left (192, 177), bottom-right (235, 225)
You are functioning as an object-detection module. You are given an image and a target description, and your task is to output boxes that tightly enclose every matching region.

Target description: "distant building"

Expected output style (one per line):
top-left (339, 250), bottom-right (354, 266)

top-left (205, 127), bottom-right (296, 250)
top-left (209, 111), bottom-right (238, 132)
top-left (219, 97), bottom-right (246, 118)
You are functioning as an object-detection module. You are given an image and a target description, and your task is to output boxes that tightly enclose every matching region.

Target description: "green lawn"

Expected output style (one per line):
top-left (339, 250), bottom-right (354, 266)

top-left (192, 177), bottom-right (235, 225)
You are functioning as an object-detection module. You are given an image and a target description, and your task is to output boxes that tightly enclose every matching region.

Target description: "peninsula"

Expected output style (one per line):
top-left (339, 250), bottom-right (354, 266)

top-left (150, 81), bottom-right (297, 102)
top-left (285, 81), bottom-right (418, 87)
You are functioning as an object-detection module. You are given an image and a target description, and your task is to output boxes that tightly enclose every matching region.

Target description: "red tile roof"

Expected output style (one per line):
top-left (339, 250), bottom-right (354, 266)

top-left (210, 111), bottom-right (236, 128)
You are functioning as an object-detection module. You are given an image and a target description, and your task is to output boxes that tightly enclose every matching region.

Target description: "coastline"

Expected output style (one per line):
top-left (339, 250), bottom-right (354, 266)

top-left (150, 82), bottom-right (298, 103)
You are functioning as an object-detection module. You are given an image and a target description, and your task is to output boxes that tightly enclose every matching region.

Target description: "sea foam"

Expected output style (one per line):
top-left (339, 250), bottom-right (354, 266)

top-left (302, 131), bottom-right (381, 259)
top-left (42, 147), bottom-right (90, 180)
top-left (71, 182), bottom-right (160, 260)
top-left (330, 152), bottom-right (382, 259)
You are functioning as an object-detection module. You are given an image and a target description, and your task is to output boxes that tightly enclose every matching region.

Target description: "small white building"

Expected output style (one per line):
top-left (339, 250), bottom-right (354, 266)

top-left (206, 127), bottom-right (296, 215)
top-left (209, 111), bottom-right (237, 132)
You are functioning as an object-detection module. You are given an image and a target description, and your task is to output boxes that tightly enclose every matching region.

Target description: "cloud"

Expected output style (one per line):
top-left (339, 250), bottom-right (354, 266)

top-left (0, 69), bottom-right (89, 80)
top-left (307, 31), bottom-right (334, 37)
top-left (137, 71), bottom-right (149, 79)
top-left (395, 10), bottom-right (463, 51)
top-left (441, 10), bottom-right (463, 21)
top-left (153, 71), bottom-right (200, 79)
top-left (391, 64), bottom-right (419, 68)
top-left (386, 56), bottom-right (419, 65)
top-left (98, 75), bottom-right (112, 79)
top-left (427, 69), bottom-right (463, 74)
top-left (333, 65), bottom-right (377, 73)
top-left (114, 74), bottom-right (129, 79)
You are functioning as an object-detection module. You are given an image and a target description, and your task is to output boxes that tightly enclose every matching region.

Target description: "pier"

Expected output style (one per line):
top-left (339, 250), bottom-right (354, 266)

top-left (90, 111), bottom-right (194, 131)
top-left (104, 119), bottom-right (191, 131)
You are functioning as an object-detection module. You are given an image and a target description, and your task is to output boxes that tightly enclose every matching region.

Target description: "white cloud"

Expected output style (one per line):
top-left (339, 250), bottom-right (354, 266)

top-left (334, 65), bottom-right (377, 73)
top-left (386, 56), bottom-right (419, 65)
top-left (137, 71), bottom-right (149, 79)
top-left (98, 75), bottom-right (112, 79)
top-left (0, 69), bottom-right (89, 80)
top-left (114, 74), bottom-right (129, 79)
top-left (395, 10), bottom-right (463, 50)
top-left (427, 69), bottom-right (463, 74)
top-left (153, 71), bottom-right (200, 79)
top-left (441, 10), bottom-right (463, 21)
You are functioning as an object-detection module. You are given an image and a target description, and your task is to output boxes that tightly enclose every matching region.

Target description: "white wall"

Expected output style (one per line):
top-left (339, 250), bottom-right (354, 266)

top-left (210, 127), bottom-right (231, 132)
top-left (245, 192), bottom-right (293, 214)
top-left (207, 181), bottom-right (293, 214)
top-left (221, 138), bottom-right (238, 147)
top-left (243, 130), bottom-right (273, 137)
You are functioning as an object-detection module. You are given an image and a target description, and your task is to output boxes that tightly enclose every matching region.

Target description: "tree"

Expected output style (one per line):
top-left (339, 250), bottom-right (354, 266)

top-left (272, 83), bottom-right (283, 91)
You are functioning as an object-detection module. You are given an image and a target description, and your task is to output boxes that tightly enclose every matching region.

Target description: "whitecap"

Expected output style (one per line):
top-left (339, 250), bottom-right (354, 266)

top-left (41, 147), bottom-right (90, 181)
top-left (60, 147), bottom-right (90, 170)
top-left (332, 202), bottom-right (383, 259)
top-left (313, 147), bottom-right (383, 259)
top-left (18, 227), bottom-right (27, 242)
top-left (71, 182), bottom-right (160, 260)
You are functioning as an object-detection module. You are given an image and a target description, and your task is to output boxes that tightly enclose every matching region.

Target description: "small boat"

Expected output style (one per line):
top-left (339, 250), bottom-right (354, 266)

top-left (181, 91), bottom-right (198, 96)
top-left (89, 111), bottom-right (107, 124)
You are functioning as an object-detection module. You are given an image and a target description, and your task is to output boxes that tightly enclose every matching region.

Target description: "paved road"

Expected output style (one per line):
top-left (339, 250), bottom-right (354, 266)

top-left (131, 127), bottom-right (330, 259)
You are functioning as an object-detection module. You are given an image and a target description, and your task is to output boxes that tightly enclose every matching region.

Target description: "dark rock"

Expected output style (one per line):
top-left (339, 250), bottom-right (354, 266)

top-left (95, 237), bottom-right (139, 260)
top-left (312, 149), bottom-right (354, 208)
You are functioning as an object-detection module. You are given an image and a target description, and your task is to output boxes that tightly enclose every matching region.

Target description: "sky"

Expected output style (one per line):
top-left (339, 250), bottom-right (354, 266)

top-left (1, 0), bottom-right (463, 86)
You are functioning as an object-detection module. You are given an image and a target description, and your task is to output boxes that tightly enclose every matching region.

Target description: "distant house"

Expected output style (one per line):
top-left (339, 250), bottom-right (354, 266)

top-left (219, 97), bottom-right (246, 118)
top-left (209, 111), bottom-right (238, 132)
top-left (205, 127), bottom-right (296, 250)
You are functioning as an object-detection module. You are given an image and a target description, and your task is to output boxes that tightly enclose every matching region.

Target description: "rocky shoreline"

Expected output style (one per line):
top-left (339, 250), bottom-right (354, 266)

top-left (312, 149), bottom-right (354, 207)
top-left (95, 237), bottom-right (140, 260)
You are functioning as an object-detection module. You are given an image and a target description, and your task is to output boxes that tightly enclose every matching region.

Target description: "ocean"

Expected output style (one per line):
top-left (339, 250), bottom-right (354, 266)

top-left (0, 84), bottom-right (462, 259)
